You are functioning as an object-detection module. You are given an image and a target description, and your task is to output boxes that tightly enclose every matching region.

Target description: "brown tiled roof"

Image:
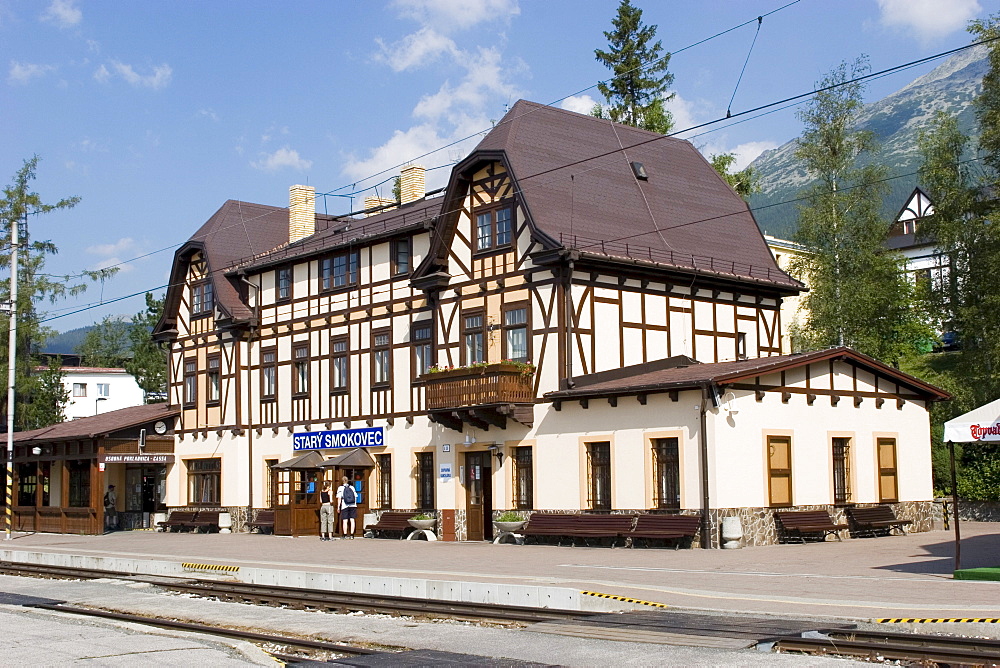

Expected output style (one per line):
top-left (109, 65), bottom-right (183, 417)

top-left (12, 403), bottom-right (179, 443)
top-left (545, 347), bottom-right (950, 401)
top-left (231, 195), bottom-right (442, 274)
top-left (474, 100), bottom-right (800, 290)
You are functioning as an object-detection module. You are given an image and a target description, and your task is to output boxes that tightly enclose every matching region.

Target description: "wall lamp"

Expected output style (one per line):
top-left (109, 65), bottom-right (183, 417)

top-left (488, 443), bottom-right (504, 466)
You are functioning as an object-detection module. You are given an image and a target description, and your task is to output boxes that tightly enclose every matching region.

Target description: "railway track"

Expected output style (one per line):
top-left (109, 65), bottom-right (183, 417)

top-left (6, 559), bottom-right (1000, 664)
top-left (772, 628), bottom-right (1000, 666)
top-left (0, 560), bottom-right (580, 624)
top-left (29, 602), bottom-right (380, 660)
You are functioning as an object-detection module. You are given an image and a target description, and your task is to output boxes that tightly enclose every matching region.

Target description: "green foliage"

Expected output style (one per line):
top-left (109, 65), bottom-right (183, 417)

top-left (125, 292), bottom-right (167, 400)
top-left (411, 512), bottom-right (434, 521)
top-left (709, 152), bottom-right (760, 200)
top-left (971, 14), bottom-right (1000, 176)
top-left (19, 356), bottom-right (69, 430)
top-left (496, 510), bottom-right (524, 522)
top-left (392, 176), bottom-right (401, 204)
top-left (917, 111), bottom-right (1000, 408)
top-left (77, 315), bottom-right (131, 367)
top-left (594, 0), bottom-right (674, 133)
top-left (791, 59), bottom-right (932, 365)
top-left (0, 156), bottom-right (117, 430)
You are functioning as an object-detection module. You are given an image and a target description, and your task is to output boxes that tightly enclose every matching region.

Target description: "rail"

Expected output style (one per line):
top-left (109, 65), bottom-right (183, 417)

top-left (560, 233), bottom-right (795, 285)
top-left (0, 561), bottom-right (578, 624)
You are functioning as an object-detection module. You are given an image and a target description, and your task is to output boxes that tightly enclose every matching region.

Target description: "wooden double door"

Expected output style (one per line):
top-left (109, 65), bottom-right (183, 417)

top-left (465, 451), bottom-right (493, 541)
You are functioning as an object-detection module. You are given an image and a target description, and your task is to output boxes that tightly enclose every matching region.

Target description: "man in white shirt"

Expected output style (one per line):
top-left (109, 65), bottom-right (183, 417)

top-left (336, 476), bottom-right (357, 538)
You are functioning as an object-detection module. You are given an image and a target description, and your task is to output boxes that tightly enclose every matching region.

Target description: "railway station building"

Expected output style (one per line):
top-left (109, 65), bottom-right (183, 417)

top-left (141, 100), bottom-right (947, 545)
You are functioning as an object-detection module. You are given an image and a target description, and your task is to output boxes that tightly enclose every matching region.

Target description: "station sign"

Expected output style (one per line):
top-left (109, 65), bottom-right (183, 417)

top-left (292, 427), bottom-right (384, 451)
top-left (99, 454), bottom-right (175, 464)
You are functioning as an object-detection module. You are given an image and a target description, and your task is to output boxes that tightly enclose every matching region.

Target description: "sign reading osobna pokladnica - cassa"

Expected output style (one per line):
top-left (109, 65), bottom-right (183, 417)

top-left (292, 427), bottom-right (384, 451)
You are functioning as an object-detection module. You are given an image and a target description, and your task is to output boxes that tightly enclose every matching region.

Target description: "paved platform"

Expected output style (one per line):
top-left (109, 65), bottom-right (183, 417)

top-left (2, 522), bottom-right (999, 622)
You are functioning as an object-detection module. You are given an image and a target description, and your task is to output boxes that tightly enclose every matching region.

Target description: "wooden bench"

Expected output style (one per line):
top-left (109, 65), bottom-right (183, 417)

top-left (572, 515), bottom-right (637, 547)
top-left (187, 510), bottom-right (222, 533)
top-left (846, 505), bottom-right (912, 538)
top-left (522, 513), bottom-right (582, 546)
top-left (628, 514), bottom-right (702, 549)
top-left (157, 511), bottom-right (198, 532)
top-left (774, 510), bottom-right (848, 543)
top-left (365, 511), bottom-right (418, 539)
top-left (157, 510), bottom-right (221, 533)
top-left (247, 510), bottom-right (275, 534)
top-left (523, 513), bottom-right (636, 547)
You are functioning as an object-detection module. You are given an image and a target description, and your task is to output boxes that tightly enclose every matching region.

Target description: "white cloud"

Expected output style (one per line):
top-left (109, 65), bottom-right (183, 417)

top-left (663, 93), bottom-right (716, 138)
top-left (725, 141), bottom-right (779, 171)
top-left (252, 147), bottom-right (313, 172)
top-left (878, 0), bottom-right (981, 42)
top-left (560, 94), bottom-right (599, 115)
top-left (87, 237), bottom-right (136, 257)
top-left (198, 108), bottom-right (219, 122)
top-left (41, 0), bottom-right (81, 28)
top-left (260, 125), bottom-right (290, 144)
top-left (376, 27), bottom-right (457, 72)
top-left (8, 61), bottom-right (55, 84)
top-left (347, 0), bottom-right (524, 189)
top-left (94, 60), bottom-right (172, 89)
top-left (391, 0), bottom-right (519, 31)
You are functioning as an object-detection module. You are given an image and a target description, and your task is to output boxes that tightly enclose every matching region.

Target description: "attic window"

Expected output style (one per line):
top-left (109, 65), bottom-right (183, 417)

top-left (630, 161), bottom-right (648, 181)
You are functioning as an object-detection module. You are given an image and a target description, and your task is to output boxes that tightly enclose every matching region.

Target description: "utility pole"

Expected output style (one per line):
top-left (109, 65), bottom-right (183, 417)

top-left (3, 209), bottom-right (20, 540)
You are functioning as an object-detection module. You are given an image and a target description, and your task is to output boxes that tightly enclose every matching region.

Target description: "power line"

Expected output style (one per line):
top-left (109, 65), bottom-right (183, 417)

top-left (29, 37), bottom-right (1000, 322)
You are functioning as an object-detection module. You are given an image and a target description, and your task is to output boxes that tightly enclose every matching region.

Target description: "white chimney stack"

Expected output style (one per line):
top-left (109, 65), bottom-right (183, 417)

top-left (288, 185), bottom-right (315, 242)
top-left (399, 164), bottom-right (425, 205)
top-left (363, 196), bottom-right (396, 217)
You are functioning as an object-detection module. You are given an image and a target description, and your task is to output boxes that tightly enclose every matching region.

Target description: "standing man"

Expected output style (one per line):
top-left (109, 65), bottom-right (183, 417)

top-left (337, 476), bottom-right (357, 538)
top-left (319, 481), bottom-right (334, 541)
top-left (104, 484), bottom-right (118, 532)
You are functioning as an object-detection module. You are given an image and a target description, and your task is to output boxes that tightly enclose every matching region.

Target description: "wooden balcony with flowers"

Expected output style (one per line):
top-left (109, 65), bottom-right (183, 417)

top-left (421, 362), bottom-right (536, 431)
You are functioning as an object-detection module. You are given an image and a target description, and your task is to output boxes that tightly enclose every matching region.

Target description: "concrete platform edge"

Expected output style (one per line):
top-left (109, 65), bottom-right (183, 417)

top-left (0, 548), bottom-right (640, 613)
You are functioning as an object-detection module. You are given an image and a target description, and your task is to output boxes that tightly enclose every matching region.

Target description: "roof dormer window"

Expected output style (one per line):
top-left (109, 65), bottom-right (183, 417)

top-left (191, 280), bottom-right (213, 317)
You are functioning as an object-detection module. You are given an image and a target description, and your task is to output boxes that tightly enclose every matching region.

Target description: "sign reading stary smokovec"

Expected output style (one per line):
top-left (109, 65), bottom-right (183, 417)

top-left (292, 427), bottom-right (384, 451)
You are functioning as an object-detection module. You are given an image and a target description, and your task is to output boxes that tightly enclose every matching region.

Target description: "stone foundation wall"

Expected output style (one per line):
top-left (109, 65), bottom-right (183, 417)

top-left (933, 499), bottom-right (1000, 523)
top-left (709, 501), bottom-right (937, 547)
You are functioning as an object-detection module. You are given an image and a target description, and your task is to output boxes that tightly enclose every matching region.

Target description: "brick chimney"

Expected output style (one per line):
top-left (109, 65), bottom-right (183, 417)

top-left (363, 196), bottom-right (396, 217)
top-left (399, 164), bottom-right (425, 205)
top-left (288, 184), bottom-right (315, 242)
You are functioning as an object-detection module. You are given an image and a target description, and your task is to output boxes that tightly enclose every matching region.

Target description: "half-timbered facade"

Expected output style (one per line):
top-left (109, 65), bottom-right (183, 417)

top-left (153, 101), bottom-right (948, 545)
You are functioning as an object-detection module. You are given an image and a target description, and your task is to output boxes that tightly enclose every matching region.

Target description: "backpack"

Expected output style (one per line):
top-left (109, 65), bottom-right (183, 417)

top-left (342, 484), bottom-right (356, 504)
top-left (103, 492), bottom-right (111, 507)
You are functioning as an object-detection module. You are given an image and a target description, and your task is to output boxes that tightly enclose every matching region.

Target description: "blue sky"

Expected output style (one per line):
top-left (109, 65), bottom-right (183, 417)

top-left (1, 0), bottom-right (993, 332)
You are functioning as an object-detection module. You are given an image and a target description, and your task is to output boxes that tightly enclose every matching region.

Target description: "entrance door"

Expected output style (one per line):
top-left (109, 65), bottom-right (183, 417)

top-left (465, 452), bottom-right (493, 541)
top-left (272, 469), bottom-right (322, 537)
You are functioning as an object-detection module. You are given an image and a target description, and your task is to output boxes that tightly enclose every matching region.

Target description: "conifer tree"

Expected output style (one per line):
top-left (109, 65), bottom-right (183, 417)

top-left (790, 58), bottom-right (931, 364)
top-left (594, 0), bottom-right (674, 133)
top-left (0, 156), bottom-right (116, 429)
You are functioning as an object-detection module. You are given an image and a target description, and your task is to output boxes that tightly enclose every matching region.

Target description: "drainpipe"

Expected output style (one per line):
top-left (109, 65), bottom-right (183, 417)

top-left (699, 383), bottom-right (714, 549)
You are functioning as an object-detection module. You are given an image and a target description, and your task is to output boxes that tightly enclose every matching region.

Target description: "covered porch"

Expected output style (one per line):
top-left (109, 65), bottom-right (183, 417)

top-left (4, 403), bottom-right (178, 535)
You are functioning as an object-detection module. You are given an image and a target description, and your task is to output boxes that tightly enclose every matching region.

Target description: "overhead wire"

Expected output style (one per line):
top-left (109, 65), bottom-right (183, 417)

top-left (25, 28), bottom-right (1000, 322)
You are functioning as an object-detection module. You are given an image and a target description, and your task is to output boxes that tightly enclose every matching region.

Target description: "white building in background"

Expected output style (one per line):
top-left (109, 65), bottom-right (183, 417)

top-left (62, 367), bottom-right (146, 420)
top-left (887, 187), bottom-right (941, 279)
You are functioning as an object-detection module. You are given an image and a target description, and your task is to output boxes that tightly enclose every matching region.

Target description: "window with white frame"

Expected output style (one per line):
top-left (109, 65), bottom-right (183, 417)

top-left (73, 383), bottom-right (87, 397)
